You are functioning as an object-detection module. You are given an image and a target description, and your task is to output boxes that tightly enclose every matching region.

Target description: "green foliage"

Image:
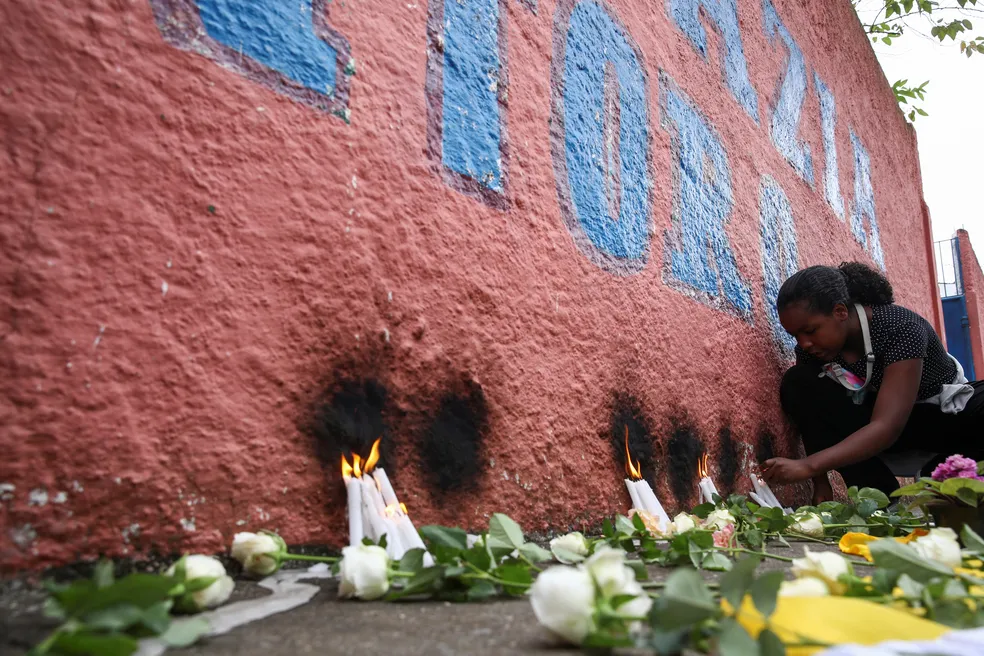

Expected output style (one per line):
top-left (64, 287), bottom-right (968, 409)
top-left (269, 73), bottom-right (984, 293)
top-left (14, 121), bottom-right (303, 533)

top-left (892, 475), bottom-right (984, 509)
top-left (854, 0), bottom-right (980, 118)
top-left (30, 560), bottom-right (210, 656)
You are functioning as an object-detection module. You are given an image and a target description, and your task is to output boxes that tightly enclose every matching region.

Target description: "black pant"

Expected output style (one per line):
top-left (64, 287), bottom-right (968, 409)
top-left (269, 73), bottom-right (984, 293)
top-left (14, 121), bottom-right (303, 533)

top-left (780, 363), bottom-right (984, 494)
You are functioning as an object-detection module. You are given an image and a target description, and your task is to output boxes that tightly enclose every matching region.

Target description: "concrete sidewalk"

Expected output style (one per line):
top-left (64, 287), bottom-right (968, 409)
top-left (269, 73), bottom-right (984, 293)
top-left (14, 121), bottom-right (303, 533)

top-left (1, 542), bottom-right (839, 656)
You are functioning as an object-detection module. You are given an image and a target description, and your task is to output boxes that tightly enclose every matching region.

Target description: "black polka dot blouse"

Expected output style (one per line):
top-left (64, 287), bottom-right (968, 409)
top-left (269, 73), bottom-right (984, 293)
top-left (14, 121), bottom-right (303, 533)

top-left (796, 304), bottom-right (957, 400)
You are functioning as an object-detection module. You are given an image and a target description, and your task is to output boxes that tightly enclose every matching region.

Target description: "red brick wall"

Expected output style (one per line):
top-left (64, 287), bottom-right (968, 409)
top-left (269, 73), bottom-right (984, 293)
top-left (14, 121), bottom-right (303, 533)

top-left (1, 0), bottom-right (940, 570)
top-left (957, 230), bottom-right (984, 377)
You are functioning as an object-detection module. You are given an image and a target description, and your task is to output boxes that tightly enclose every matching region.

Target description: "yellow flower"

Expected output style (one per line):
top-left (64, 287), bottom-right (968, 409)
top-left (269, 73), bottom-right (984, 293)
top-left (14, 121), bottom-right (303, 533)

top-left (838, 529), bottom-right (928, 562)
top-left (731, 595), bottom-right (948, 655)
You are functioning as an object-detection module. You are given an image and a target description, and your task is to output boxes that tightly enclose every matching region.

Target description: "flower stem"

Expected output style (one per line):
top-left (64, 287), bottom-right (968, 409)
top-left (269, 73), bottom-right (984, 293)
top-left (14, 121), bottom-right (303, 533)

top-left (713, 547), bottom-right (794, 563)
top-left (283, 553), bottom-right (339, 563)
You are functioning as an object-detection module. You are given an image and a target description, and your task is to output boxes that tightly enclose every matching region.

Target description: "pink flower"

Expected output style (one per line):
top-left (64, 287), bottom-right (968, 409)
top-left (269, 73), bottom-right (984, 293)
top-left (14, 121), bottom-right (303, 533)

top-left (713, 524), bottom-right (735, 548)
top-left (931, 454), bottom-right (979, 481)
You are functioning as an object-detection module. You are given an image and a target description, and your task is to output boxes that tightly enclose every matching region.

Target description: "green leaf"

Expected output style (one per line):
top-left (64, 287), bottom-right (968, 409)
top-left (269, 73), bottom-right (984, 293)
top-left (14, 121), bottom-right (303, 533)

top-left (963, 525), bottom-right (984, 554)
top-left (692, 503), bottom-right (715, 519)
top-left (378, 533), bottom-right (388, 549)
top-left (893, 481), bottom-right (931, 496)
top-left (59, 574), bottom-right (181, 618)
top-left (720, 556), bottom-right (762, 610)
top-left (749, 572), bottom-right (784, 619)
top-left (609, 593), bottom-right (640, 609)
top-left (518, 543), bottom-right (551, 564)
top-left (462, 543), bottom-right (493, 572)
top-left (718, 618), bottom-right (761, 656)
top-left (655, 569), bottom-right (719, 629)
top-left (957, 487), bottom-right (979, 507)
top-left (744, 529), bottom-right (764, 548)
top-left (602, 517), bottom-right (614, 538)
top-left (83, 604), bottom-right (145, 631)
top-left (489, 514), bottom-right (525, 549)
top-left (625, 559), bottom-right (649, 581)
top-left (941, 477), bottom-right (984, 498)
top-left (856, 498), bottom-right (878, 518)
top-left (466, 580), bottom-right (497, 601)
top-left (858, 488), bottom-right (891, 509)
top-left (399, 549), bottom-right (426, 574)
top-left (419, 525), bottom-right (468, 551)
top-left (869, 539), bottom-right (953, 582)
top-left (93, 561), bottom-right (115, 589)
top-left (897, 573), bottom-right (925, 598)
top-left (616, 514), bottom-right (636, 536)
top-left (759, 628), bottom-right (786, 656)
top-left (183, 576), bottom-right (219, 593)
top-left (632, 512), bottom-right (648, 532)
top-left (386, 566), bottom-right (445, 600)
top-left (494, 564), bottom-right (533, 596)
top-left (159, 617), bottom-right (210, 648)
top-left (50, 632), bottom-right (139, 656)
top-left (701, 552), bottom-right (733, 572)
top-left (140, 601), bottom-right (173, 634)
top-left (550, 545), bottom-right (585, 564)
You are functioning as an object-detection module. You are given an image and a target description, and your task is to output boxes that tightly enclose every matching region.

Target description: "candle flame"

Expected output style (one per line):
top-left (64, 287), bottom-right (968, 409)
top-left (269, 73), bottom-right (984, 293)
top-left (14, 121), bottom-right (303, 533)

top-left (384, 502), bottom-right (409, 518)
top-left (624, 426), bottom-right (642, 480)
top-left (364, 437), bottom-right (381, 474)
top-left (697, 452), bottom-right (709, 479)
top-left (340, 437), bottom-right (382, 480)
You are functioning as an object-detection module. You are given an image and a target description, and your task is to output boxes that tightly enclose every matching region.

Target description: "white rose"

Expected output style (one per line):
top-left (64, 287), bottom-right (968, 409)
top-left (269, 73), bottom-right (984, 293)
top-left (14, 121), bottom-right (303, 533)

top-left (779, 577), bottom-right (830, 597)
top-left (550, 532), bottom-right (590, 564)
top-left (612, 576), bottom-right (653, 622)
top-left (789, 513), bottom-right (825, 539)
top-left (704, 509), bottom-right (736, 531)
top-left (583, 547), bottom-right (636, 597)
top-left (167, 555), bottom-right (235, 611)
top-left (231, 532), bottom-right (284, 576)
top-left (671, 513), bottom-right (697, 535)
top-left (791, 548), bottom-right (852, 595)
top-left (909, 527), bottom-right (962, 569)
top-left (338, 544), bottom-right (390, 600)
top-left (530, 566), bottom-right (596, 645)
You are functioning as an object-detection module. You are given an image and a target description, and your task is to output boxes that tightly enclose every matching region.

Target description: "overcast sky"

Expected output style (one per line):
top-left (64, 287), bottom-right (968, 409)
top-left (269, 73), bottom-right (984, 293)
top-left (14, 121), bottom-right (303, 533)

top-left (853, 1), bottom-right (983, 245)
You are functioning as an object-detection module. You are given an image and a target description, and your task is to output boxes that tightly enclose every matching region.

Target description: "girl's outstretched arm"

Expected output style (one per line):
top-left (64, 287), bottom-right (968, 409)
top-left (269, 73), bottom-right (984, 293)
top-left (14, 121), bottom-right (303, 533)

top-left (762, 358), bottom-right (923, 484)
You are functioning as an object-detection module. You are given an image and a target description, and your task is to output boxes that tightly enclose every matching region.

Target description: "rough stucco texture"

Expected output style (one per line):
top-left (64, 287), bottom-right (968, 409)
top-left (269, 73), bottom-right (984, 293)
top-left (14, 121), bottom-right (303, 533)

top-left (0, 0), bottom-right (939, 571)
top-left (957, 230), bottom-right (984, 376)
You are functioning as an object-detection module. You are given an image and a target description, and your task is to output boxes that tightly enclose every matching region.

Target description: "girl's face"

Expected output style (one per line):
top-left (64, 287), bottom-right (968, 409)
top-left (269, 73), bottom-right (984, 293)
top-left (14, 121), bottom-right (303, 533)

top-left (779, 301), bottom-right (850, 362)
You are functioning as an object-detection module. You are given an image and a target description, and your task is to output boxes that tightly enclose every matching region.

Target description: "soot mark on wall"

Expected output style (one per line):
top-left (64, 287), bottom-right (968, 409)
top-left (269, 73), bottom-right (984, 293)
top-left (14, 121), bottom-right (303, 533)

top-left (756, 428), bottom-right (777, 464)
top-left (609, 392), bottom-right (655, 478)
top-left (422, 379), bottom-right (488, 494)
top-left (666, 419), bottom-right (702, 505)
top-left (308, 378), bottom-right (393, 470)
top-left (717, 426), bottom-right (739, 493)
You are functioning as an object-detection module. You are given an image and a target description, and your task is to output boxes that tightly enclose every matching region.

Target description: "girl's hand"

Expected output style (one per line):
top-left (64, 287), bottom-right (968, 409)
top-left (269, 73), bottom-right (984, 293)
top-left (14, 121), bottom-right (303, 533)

top-left (812, 475), bottom-right (834, 505)
top-left (761, 457), bottom-right (815, 484)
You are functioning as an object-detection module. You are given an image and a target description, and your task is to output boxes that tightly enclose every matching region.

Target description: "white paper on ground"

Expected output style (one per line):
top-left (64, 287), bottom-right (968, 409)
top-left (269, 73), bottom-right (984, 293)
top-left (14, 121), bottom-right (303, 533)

top-left (134, 564), bottom-right (334, 656)
top-left (815, 627), bottom-right (984, 656)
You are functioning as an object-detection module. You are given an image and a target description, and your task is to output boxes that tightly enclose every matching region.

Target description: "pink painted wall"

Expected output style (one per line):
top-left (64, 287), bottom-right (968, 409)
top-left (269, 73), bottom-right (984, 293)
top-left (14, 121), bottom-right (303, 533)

top-left (1, 0), bottom-right (940, 571)
top-left (957, 230), bottom-right (984, 377)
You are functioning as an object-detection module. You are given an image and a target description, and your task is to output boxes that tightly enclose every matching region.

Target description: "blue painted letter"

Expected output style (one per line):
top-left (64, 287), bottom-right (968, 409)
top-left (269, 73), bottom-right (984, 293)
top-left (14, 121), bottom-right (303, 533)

top-left (428, 0), bottom-right (505, 199)
top-left (668, 0), bottom-right (758, 121)
top-left (661, 74), bottom-right (752, 315)
top-left (759, 176), bottom-right (799, 357)
top-left (149, 0), bottom-right (351, 115)
top-left (550, 0), bottom-right (652, 271)
top-left (762, 0), bottom-right (813, 185)
top-left (814, 73), bottom-right (845, 220)
top-left (850, 131), bottom-right (885, 269)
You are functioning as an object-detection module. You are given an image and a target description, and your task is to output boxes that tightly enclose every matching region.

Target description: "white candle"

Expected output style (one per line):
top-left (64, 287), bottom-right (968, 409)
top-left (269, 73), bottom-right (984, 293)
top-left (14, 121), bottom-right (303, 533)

top-left (637, 480), bottom-right (671, 526)
top-left (624, 479), bottom-right (644, 510)
top-left (373, 469), bottom-right (400, 509)
top-left (360, 477), bottom-right (389, 543)
top-left (344, 476), bottom-right (364, 547)
top-left (749, 491), bottom-right (769, 507)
